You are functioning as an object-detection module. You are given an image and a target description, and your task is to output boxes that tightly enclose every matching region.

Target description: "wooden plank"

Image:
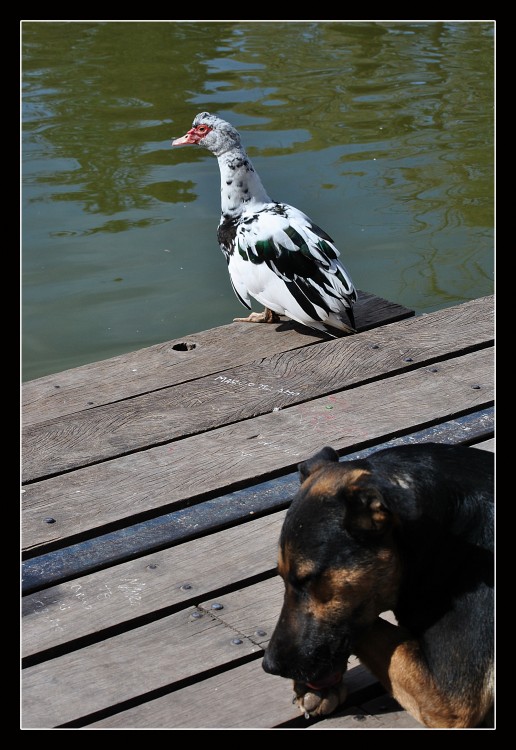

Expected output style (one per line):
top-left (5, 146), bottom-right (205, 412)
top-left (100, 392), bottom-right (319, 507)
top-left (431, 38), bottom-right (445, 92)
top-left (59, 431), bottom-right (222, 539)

top-left (198, 575), bottom-right (297, 641)
top-left (22, 290), bottom-right (413, 426)
top-left (22, 512), bottom-right (284, 659)
top-left (22, 406), bottom-right (494, 593)
top-left (87, 659), bottom-right (300, 729)
top-left (22, 347), bottom-right (494, 552)
top-left (21, 323), bottom-right (322, 429)
top-left (22, 296), bottom-right (492, 481)
top-left (22, 606), bottom-right (260, 728)
top-left (22, 573), bottom-right (299, 727)
top-left (87, 659), bottom-right (378, 729)
top-left (474, 438), bottom-right (495, 452)
top-left (198, 577), bottom-right (285, 647)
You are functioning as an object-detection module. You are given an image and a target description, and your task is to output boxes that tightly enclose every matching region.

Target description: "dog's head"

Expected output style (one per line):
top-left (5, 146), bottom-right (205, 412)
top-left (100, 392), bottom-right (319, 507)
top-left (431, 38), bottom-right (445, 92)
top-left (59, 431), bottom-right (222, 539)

top-left (262, 446), bottom-right (402, 689)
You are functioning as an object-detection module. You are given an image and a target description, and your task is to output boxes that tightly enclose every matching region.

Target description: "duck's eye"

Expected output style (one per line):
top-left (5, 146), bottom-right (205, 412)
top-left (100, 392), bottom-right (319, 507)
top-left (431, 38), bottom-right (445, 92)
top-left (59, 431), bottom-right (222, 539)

top-left (197, 125), bottom-right (208, 133)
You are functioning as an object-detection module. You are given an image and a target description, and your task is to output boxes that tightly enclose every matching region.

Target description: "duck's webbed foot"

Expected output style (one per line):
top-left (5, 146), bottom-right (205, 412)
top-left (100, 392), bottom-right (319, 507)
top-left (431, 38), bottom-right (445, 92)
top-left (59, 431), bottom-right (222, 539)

top-left (233, 308), bottom-right (281, 324)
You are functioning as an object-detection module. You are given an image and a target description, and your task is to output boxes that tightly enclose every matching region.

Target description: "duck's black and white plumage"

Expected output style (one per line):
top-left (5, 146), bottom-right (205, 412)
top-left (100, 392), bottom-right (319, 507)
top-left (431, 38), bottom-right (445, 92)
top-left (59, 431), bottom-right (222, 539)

top-left (172, 112), bottom-right (357, 336)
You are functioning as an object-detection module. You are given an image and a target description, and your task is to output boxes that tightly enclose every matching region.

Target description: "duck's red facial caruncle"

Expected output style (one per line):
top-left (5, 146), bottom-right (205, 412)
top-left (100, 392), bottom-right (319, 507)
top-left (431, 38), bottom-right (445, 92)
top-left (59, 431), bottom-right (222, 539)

top-left (172, 124), bottom-right (212, 146)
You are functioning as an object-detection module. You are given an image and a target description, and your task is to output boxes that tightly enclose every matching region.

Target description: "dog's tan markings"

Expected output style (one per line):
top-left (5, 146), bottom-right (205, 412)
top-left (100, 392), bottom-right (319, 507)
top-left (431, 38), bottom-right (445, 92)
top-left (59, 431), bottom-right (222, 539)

top-left (292, 559), bottom-right (317, 580)
top-left (343, 468), bottom-right (371, 489)
top-left (348, 494), bottom-right (393, 532)
top-left (303, 467), bottom-right (371, 498)
top-left (278, 544), bottom-right (314, 582)
top-left (369, 499), bottom-right (390, 528)
top-left (475, 661), bottom-right (495, 726)
top-left (277, 544), bottom-right (289, 580)
top-left (308, 566), bottom-right (371, 616)
top-left (307, 548), bottom-right (401, 623)
top-left (354, 619), bottom-right (492, 728)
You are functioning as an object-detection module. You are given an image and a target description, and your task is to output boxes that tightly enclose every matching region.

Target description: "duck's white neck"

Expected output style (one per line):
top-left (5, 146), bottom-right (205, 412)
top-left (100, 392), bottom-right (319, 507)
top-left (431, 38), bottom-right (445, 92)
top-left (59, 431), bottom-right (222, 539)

top-left (217, 147), bottom-right (271, 219)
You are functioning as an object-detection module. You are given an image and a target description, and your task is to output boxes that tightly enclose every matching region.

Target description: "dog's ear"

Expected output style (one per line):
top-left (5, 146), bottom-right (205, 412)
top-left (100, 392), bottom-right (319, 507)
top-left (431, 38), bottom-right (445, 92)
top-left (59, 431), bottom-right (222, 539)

top-left (346, 487), bottom-right (394, 535)
top-left (298, 446), bottom-right (339, 482)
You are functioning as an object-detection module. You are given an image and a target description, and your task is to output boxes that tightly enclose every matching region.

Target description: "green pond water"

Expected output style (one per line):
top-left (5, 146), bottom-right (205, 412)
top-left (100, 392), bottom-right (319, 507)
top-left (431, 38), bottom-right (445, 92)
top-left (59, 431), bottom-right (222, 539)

top-left (22, 21), bottom-right (494, 382)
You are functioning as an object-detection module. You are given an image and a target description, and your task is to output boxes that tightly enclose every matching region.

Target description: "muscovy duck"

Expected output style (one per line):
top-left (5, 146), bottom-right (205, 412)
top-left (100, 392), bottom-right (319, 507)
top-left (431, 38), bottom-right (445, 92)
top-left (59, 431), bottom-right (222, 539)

top-left (172, 112), bottom-right (357, 335)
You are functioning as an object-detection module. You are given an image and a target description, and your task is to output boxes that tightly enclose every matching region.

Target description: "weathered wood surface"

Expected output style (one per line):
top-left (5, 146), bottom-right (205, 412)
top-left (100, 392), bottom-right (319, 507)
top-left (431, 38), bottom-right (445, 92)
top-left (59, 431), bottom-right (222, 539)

top-left (89, 660), bottom-right (301, 729)
top-left (23, 605), bottom-right (261, 728)
top-left (21, 293), bottom-right (495, 730)
top-left (22, 295), bottom-right (491, 482)
top-left (22, 512), bottom-right (284, 658)
top-left (475, 438), bottom-right (495, 452)
top-left (22, 347), bottom-right (493, 551)
top-left (21, 407), bottom-right (494, 596)
top-left (21, 290), bottom-right (410, 427)
top-left (87, 657), bottom-right (382, 729)
top-left (22, 577), bottom-right (291, 727)
top-left (87, 658), bottom-right (378, 730)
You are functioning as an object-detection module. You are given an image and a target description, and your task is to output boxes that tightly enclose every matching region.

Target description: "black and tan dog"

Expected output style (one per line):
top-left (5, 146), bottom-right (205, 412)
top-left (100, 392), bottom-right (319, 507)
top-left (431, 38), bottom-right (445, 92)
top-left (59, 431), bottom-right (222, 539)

top-left (262, 443), bottom-right (494, 728)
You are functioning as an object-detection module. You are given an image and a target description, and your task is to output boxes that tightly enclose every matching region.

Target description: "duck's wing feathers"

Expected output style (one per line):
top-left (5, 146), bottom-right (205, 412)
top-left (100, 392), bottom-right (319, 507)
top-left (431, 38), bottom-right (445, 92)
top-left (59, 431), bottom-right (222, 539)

top-left (228, 274), bottom-right (252, 310)
top-left (233, 203), bottom-right (356, 317)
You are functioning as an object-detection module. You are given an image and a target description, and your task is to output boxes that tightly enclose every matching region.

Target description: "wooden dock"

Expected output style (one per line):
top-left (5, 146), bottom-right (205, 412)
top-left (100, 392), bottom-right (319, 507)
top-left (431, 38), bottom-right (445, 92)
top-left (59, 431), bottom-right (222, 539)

top-left (21, 291), bottom-right (494, 730)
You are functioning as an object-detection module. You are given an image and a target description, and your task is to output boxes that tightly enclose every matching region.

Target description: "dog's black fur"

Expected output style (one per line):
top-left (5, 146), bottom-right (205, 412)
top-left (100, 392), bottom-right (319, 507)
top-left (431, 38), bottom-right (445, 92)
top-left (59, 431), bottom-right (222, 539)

top-left (262, 443), bottom-right (494, 728)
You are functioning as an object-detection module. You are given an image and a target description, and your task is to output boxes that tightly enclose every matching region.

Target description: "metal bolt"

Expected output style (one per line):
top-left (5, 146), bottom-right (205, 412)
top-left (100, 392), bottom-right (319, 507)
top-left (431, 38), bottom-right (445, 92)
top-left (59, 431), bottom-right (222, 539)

top-left (231, 638), bottom-right (243, 645)
top-left (147, 564), bottom-right (158, 569)
top-left (87, 401), bottom-right (94, 405)
top-left (255, 629), bottom-right (267, 637)
top-left (53, 385), bottom-right (60, 389)
top-left (472, 384), bottom-right (481, 389)
top-left (180, 583), bottom-right (192, 591)
top-left (211, 602), bottom-right (223, 610)
top-left (404, 357), bottom-right (413, 362)
top-left (191, 611), bottom-right (203, 619)
top-left (44, 517), bottom-right (56, 524)
top-left (371, 344), bottom-right (379, 349)
top-left (429, 367), bottom-right (439, 372)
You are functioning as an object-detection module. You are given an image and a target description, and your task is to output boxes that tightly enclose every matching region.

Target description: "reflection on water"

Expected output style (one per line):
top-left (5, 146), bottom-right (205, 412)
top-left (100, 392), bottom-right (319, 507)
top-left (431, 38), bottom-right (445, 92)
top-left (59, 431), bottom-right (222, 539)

top-left (22, 21), bottom-right (494, 381)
